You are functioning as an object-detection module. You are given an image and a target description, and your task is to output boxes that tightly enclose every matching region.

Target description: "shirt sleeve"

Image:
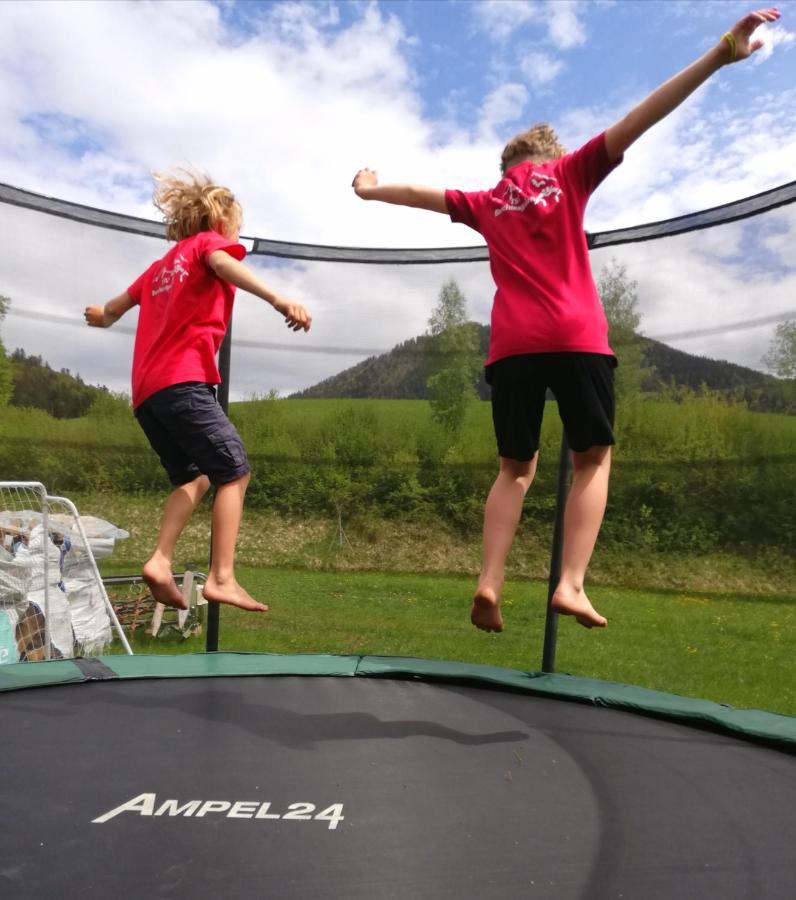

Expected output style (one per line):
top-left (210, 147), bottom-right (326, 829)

top-left (444, 189), bottom-right (489, 234)
top-left (198, 231), bottom-right (247, 265)
top-left (562, 132), bottom-right (622, 196)
top-left (126, 265), bottom-right (152, 304)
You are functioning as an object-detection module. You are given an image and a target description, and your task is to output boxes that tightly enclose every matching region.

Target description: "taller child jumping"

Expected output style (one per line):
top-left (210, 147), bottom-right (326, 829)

top-left (85, 171), bottom-right (311, 613)
top-left (353, 8), bottom-right (780, 632)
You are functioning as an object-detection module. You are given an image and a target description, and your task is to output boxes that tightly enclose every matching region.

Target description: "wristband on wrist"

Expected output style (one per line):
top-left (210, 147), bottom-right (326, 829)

top-left (721, 31), bottom-right (737, 62)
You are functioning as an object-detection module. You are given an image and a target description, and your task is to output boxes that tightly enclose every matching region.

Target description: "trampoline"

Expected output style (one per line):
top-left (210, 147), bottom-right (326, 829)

top-left (2, 653), bottom-right (795, 899)
top-left (2, 181), bottom-right (796, 898)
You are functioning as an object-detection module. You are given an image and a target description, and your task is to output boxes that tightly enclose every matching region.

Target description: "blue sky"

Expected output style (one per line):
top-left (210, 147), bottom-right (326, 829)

top-left (212, 1), bottom-right (792, 134)
top-left (0, 0), bottom-right (794, 395)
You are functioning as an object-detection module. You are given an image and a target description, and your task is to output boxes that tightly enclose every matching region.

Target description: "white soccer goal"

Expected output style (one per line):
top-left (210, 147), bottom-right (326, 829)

top-left (0, 482), bottom-right (132, 663)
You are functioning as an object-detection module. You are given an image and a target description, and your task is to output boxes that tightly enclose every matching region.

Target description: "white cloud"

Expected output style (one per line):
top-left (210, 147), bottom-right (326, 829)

top-left (548, 1), bottom-right (587, 49)
top-left (752, 23), bottom-right (796, 65)
top-left (259, 0), bottom-right (342, 44)
top-left (0, 0), bottom-right (439, 246)
top-left (472, 0), bottom-right (587, 48)
top-left (472, 0), bottom-right (539, 42)
top-left (519, 51), bottom-right (565, 86)
top-left (477, 83), bottom-right (529, 139)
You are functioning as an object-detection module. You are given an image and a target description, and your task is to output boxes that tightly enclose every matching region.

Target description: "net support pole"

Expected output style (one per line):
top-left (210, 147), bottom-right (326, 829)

top-left (42, 493), bottom-right (51, 660)
top-left (205, 323), bottom-right (233, 653)
top-left (541, 431), bottom-right (572, 673)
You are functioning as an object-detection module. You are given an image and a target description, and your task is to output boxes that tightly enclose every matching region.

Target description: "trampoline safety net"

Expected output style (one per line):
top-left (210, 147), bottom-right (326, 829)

top-left (0, 179), bottom-right (794, 703)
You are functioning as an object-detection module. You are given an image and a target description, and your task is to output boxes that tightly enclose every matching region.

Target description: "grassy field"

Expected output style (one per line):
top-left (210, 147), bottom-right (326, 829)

top-left (84, 488), bottom-right (795, 595)
top-left (4, 395), bottom-right (794, 567)
top-left (107, 564), bottom-right (796, 719)
top-left (3, 394), bottom-right (794, 718)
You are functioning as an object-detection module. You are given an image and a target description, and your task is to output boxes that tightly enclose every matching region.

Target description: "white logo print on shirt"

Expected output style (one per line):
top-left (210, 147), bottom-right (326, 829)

top-left (494, 173), bottom-right (562, 217)
top-left (151, 254), bottom-right (190, 296)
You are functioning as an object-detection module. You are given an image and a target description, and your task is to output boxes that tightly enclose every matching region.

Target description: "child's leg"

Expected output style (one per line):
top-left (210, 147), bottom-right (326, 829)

top-left (472, 454), bottom-right (538, 632)
top-left (551, 445), bottom-right (610, 627)
top-left (143, 475), bottom-right (211, 610)
top-left (202, 473), bottom-right (268, 612)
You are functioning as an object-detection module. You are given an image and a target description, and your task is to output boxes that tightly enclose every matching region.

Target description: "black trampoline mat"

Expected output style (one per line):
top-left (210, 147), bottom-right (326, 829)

top-left (2, 675), bottom-right (795, 899)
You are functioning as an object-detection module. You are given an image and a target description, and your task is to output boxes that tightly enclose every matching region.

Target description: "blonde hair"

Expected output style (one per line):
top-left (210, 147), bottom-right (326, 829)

top-left (153, 169), bottom-right (242, 242)
top-left (500, 124), bottom-right (566, 175)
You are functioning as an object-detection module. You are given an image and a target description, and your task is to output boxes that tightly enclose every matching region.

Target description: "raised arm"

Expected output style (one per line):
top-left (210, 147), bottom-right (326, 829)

top-left (84, 291), bottom-right (136, 328)
top-left (605, 8), bottom-right (781, 162)
top-left (352, 168), bottom-right (449, 215)
top-left (208, 251), bottom-right (311, 332)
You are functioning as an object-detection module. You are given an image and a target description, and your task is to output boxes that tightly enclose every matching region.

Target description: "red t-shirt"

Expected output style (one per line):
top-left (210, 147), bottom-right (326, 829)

top-left (127, 231), bottom-right (246, 408)
top-left (445, 132), bottom-right (621, 365)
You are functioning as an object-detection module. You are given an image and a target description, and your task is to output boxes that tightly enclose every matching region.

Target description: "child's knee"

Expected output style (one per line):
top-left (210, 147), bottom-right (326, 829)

top-left (499, 453), bottom-right (538, 487)
top-left (217, 471), bottom-right (250, 490)
top-left (572, 445), bottom-right (611, 471)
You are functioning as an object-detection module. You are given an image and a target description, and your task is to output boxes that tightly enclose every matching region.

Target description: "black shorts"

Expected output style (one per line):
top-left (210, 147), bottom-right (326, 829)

top-left (134, 382), bottom-right (251, 487)
top-left (485, 353), bottom-right (617, 460)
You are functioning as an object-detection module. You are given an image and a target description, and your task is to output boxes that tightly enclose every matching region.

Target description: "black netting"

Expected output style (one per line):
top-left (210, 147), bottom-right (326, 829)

top-left (4, 178), bottom-right (795, 261)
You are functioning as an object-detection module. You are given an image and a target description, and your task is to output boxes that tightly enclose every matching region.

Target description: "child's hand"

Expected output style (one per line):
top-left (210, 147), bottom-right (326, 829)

top-left (274, 299), bottom-right (312, 332)
top-left (723, 8), bottom-right (780, 62)
top-left (84, 305), bottom-right (107, 327)
top-left (352, 168), bottom-right (378, 197)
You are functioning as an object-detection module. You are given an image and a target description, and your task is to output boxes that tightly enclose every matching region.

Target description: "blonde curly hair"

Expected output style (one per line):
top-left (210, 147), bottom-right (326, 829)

top-left (153, 169), bottom-right (242, 242)
top-left (500, 124), bottom-right (566, 175)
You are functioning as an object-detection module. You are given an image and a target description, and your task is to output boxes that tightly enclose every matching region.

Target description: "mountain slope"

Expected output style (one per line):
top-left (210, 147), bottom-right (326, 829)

top-left (294, 324), bottom-right (792, 412)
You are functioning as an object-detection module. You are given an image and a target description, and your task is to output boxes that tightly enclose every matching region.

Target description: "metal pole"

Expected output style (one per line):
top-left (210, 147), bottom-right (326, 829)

top-left (541, 430), bottom-right (572, 673)
top-left (42, 492), bottom-right (51, 660)
top-left (205, 322), bottom-right (233, 652)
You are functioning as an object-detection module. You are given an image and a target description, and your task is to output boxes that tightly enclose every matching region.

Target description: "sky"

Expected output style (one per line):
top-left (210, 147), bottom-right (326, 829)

top-left (0, 0), bottom-right (795, 398)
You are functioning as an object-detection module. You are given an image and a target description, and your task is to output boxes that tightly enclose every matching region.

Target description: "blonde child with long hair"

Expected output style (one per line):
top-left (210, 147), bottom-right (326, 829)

top-left (85, 171), bottom-right (311, 612)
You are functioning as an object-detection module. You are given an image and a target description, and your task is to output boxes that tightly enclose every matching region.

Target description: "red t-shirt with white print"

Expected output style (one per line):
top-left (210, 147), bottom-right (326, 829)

top-left (445, 132), bottom-right (621, 365)
top-left (127, 231), bottom-right (246, 408)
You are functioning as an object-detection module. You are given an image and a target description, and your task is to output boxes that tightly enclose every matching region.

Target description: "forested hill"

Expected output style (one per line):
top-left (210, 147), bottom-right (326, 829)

top-left (6, 332), bottom-right (790, 417)
top-left (8, 349), bottom-right (109, 418)
top-left (294, 324), bottom-right (793, 413)
top-left (294, 334), bottom-right (461, 401)
top-left (642, 341), bottom-right (792, 412)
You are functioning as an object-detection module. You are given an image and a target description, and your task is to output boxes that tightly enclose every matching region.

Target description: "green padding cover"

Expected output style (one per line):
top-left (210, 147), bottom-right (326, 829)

top-left (356, 656), bottom-right (796, 748)
top-left (1, 652), bottom-right (794, 749)
top-left (0, 658), bottom-right (88, 691)
top-left (108, 652), bottom-right (358, 679)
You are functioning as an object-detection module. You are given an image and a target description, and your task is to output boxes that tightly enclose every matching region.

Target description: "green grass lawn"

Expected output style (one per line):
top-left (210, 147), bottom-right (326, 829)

top-left (117, 565), bottom-right (796, 719)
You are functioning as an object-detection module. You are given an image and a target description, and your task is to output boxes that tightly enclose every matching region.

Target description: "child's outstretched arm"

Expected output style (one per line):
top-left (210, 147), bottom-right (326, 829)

top-left (604, 7), bottom-right (780, 163)
top-left (208, 252), bottom-right (311, 332)
top-left (84, 292), bottom-right (136, 328)
top-left (352, 168), bottom-right (449, 214)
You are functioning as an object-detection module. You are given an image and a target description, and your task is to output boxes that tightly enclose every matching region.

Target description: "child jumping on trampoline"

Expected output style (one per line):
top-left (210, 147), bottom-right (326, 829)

top-left (85, 171), bottom-right (311, 613)
top-left (352, 8), bottom-right (780, 632)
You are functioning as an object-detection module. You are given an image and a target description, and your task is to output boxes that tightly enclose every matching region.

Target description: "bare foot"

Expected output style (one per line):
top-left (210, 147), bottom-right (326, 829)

top-left (142, 558), bottom-right (188, 611)
top-left (551, 587), bottom-right (607, 628)
top-left (471, 587), bottom-right (503, 633)
top-left (203, 575), bottom-right (269, 612)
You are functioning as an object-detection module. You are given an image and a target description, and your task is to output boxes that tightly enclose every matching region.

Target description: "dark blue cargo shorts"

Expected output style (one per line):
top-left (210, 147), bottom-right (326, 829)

top-left (134, 382), bottom-right (251, 487)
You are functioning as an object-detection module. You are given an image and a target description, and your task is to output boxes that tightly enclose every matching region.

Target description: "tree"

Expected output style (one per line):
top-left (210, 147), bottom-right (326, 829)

top-left (596, 260), bottom-right (653, 401)
top-left (425, 279), bottom-right (482, 434)
top-left (9, 348), bottom-right (98, 418)
top-left (0, 294), bottom-right (13, 407)
top-left (762, 319), bottom-right (796, 380)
